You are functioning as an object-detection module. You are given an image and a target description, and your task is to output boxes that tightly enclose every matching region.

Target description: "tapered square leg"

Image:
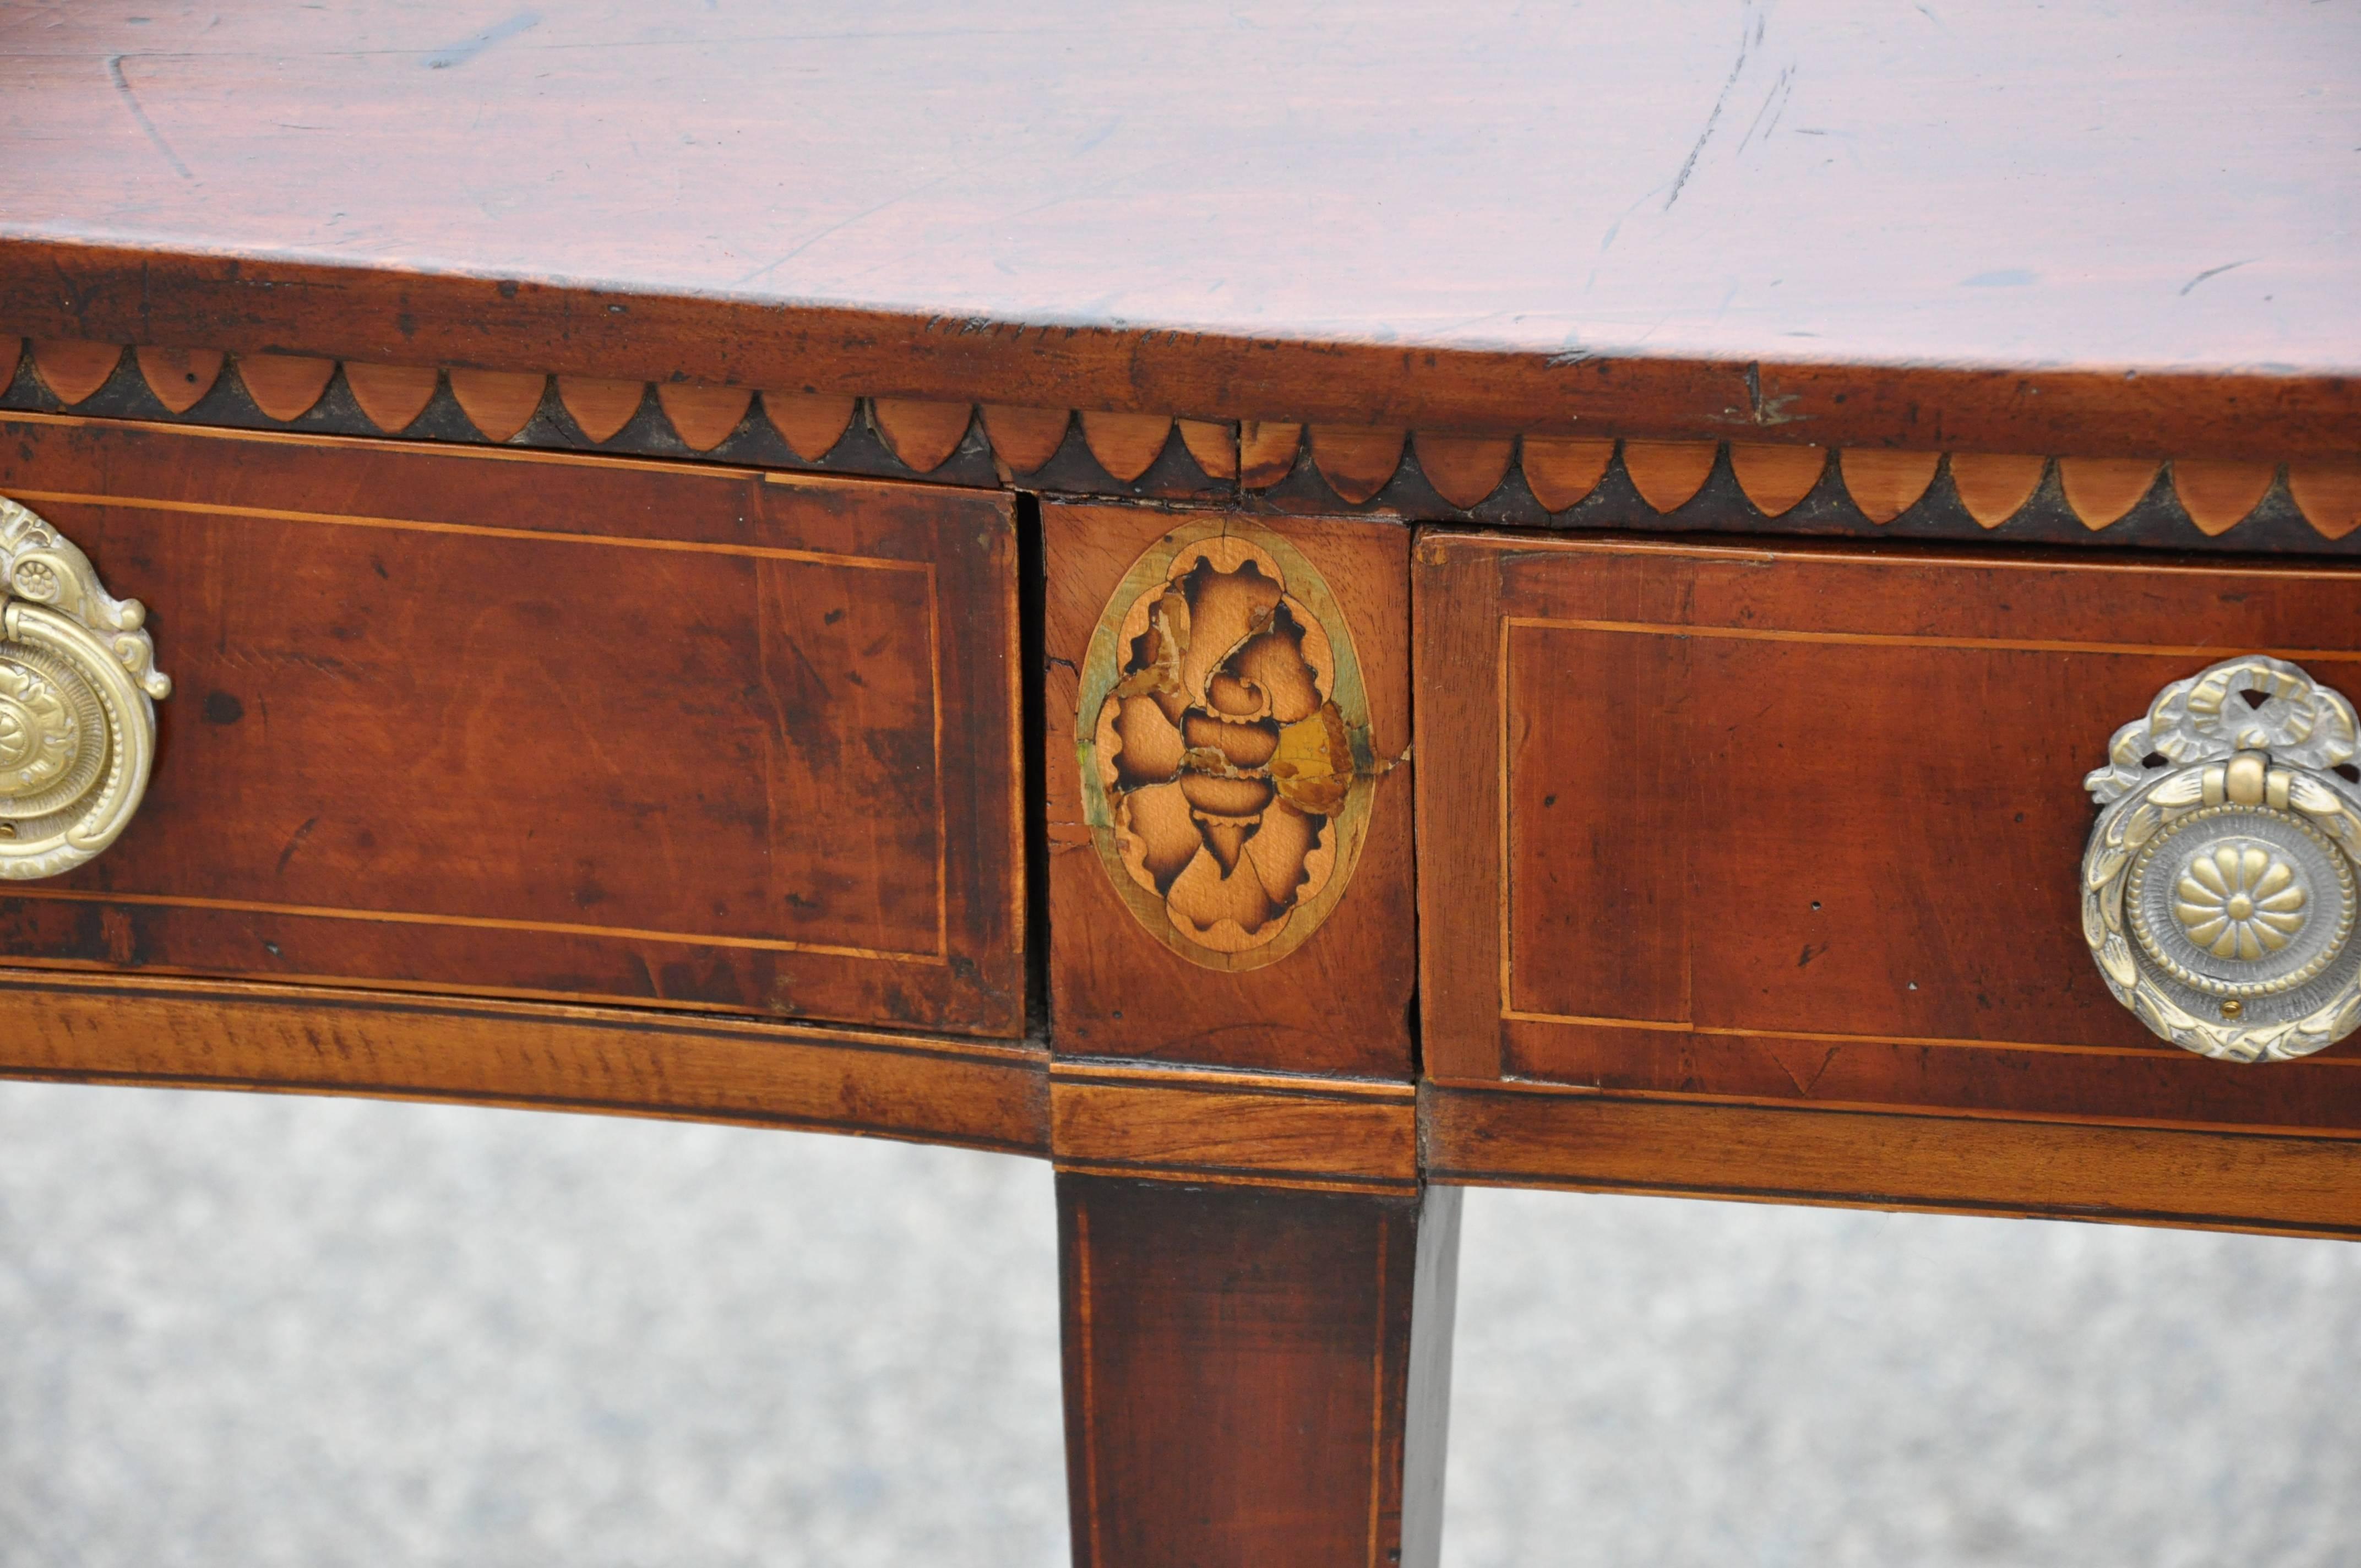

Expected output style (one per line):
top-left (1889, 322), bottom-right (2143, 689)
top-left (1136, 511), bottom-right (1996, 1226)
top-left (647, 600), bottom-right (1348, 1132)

top-left (1058, 1173), bottom-right (1461, 1567)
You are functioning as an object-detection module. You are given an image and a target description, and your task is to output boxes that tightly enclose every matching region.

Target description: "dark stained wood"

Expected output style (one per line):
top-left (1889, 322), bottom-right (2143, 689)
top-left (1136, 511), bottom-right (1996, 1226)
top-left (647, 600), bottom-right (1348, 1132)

top-left (0, 967), bottom-right (1048, 1154)
top-left (1424, 1081), bottom-right (2361, 1240)
top-left (0, 413), bottom-right (1025, 1035)
top-left (1059, 1174), bottom-right (1459, 1568)
top-left (1051, 1061), bottom-right (1417, 1194)
top-left (1415, 532), bottom-right (2361, 1137)
top-left (2, 3), bottom-right (2353, 460)
top-left (1043, 501), bottom-right (1416, 1076)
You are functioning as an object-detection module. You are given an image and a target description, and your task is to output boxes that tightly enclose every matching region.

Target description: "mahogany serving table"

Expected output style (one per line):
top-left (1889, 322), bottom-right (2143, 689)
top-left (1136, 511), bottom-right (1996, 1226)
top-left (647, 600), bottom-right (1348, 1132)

top-left (2, 3), bottom-right (2356, 1561)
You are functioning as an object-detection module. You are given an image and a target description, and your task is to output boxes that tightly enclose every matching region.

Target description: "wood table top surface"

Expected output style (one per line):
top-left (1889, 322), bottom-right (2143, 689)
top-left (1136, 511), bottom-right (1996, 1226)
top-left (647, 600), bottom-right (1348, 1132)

top-left (2, 0), bottom-right (2355, 455)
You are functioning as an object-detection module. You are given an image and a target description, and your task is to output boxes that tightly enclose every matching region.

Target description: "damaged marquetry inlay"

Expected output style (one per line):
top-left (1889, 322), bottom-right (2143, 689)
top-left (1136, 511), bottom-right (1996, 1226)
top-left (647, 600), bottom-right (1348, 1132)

top-left (1077, 520), bottom-right (1377, 969)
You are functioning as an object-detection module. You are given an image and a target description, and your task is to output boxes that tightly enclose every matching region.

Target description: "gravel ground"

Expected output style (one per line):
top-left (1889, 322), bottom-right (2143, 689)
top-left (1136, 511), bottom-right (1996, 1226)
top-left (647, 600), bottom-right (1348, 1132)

top-left (2, 1081), bottom-right (2357, 1566)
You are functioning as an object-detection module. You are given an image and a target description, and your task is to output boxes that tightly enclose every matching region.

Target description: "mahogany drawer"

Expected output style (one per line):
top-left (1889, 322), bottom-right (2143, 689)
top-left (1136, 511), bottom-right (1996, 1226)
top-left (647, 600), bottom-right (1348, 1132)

top-left (0, 415), bottom-right (1024, 1037)
top-left (1415, 532), bottom-right (2361, 1227)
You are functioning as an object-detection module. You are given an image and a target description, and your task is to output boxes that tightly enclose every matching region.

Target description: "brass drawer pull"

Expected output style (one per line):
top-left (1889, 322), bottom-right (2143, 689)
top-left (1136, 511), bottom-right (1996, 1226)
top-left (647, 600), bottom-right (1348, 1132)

top-left (0, 496), bottom-right (171, 879)
top-left (2085, 656), bottom-right (2361, 1062)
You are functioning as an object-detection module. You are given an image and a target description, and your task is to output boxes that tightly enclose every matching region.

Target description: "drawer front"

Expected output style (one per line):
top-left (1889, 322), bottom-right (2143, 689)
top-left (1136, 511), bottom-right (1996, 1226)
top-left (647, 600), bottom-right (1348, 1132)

top-left (0, 415), bottom-right (1023, 1036)
top-left (1416, 532), bottom-right (2361, 1135)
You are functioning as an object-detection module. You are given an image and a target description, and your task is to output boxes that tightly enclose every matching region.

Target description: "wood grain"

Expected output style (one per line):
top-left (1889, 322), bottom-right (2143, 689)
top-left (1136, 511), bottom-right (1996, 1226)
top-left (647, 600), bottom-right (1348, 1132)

top-left (765, 391), bottom-right (857, 461)
top-left (0, 413), bottom-right (1026, 1036)
top-left (1078, 412), bottom-right (1172, 483)
top-left (1840, 448), bottom-right (1940, 522)
top-left (1060, 1174), bottom-right (1457, 1568)
top-left (2060, 457), bottom-right (2163, 530)
top-left (134, 346), bottom-right (224, 414)
top-left (29, 339), bottom-right (120, 405)
top-left (654, 382), bottom-right (754, 452)
top-left (1520, 436), bottom-right (1614, 512)
top-left (4, 3), bottom-right (2352, 459)
top-left (446, 367), bottom-right (545, 441)
top-left (1413, 531), bottom-right (2361, 1144)
top-left (1239, 422), bottom-right (1304, 490)
top-left (1415, 434), bottom-right (1515, 510)
top-left (1425, 1082), bottom-right (2361, 1239)
top-left (1051, 1061), bottom-right (1416, 1192)
top-left (556, 375), bottom-right (645, 443)
top-left (236, 353), bottom-right (336, 421)
top-left (1310, 426), bottom-right (1407, 505)
top-left (0, 967), bottom-right (1049, 1153)
top-left (345, 361), bottom-right (439, 432)
top-left (1176, 419), bottom-right (1238, 482)
top-left (1045, 502), bottom-right (1416, 1077)
top-left (2172, 460), bottom-right (2277, 537)
top-left (1948, 453), bottom-right (2048, 527)
top-left (2291, 462), bottom-right (2361, 542)
top-left (1620, 440), bottom-right (1716, 513)
top-left (1728, 442), bottom-right (1824, 516)
top-left (981, 405), bottom-right (1071, 475)
top-left (871, 398), bottom-right (973, 473)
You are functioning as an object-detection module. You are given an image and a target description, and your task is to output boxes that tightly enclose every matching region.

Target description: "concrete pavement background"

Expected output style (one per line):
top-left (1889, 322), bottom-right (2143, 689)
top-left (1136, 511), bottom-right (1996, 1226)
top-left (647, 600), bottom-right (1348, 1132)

top-left (2, 1081), bottom-right (2356, 1565)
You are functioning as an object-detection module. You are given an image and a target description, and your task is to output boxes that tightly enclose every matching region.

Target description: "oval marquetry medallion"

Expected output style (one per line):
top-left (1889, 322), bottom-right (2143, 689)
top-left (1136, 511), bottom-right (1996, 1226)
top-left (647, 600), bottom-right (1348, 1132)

top-left (1076, 520), bottom-right (1376, 971)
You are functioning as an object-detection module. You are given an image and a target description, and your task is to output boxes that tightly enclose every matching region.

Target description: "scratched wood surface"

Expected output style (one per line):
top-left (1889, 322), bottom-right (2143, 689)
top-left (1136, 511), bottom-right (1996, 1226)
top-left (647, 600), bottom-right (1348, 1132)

top-left (2, 1), bottom-right (2354, 458)
top-left (0, 414), bottom-right (1025, 1035)
top-left (1415, 531), bottom-right (2361, 1135)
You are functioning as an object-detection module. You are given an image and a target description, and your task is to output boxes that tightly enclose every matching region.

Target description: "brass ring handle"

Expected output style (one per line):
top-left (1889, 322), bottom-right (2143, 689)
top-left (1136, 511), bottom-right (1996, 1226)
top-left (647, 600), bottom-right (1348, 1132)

top-left (2084, 655), bottom-right (2361, 1063)
top-left (0, 496), bottom-right (171, 879)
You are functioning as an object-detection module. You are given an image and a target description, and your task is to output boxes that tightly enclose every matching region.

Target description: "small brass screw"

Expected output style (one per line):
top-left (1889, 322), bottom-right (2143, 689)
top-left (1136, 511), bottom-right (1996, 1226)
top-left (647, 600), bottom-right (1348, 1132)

top-left (2221, 999), bottom-right (2245, 1020)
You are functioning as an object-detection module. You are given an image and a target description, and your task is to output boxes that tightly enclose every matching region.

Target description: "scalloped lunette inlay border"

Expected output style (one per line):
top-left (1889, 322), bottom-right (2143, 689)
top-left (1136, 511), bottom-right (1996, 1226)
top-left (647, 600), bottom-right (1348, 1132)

top-left (5, 337), bottom-right (2354, 545)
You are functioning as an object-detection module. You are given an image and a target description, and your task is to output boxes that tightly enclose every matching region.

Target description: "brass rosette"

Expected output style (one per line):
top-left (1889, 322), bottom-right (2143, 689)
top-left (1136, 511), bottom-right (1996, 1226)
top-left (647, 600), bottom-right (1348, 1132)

top-left (2083, 656), bottom-right (2361, 1062)
top-left (0, 497), bottom-right (171, 879)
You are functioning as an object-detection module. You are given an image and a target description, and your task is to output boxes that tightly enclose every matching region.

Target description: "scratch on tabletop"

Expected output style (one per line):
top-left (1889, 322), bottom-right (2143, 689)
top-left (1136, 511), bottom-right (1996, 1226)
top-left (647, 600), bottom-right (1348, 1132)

top-left (1667, 7), bottom-right (1764, 208)
top-left (2179, 259), bottom-right (2256, 297)
top-left (107, 55), bottom-right (193, 181)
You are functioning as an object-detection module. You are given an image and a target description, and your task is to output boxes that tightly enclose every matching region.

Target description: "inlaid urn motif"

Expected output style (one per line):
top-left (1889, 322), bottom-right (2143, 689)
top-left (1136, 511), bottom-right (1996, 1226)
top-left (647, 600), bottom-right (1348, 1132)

top-left (1076, 522), bottom-right (1375, 970)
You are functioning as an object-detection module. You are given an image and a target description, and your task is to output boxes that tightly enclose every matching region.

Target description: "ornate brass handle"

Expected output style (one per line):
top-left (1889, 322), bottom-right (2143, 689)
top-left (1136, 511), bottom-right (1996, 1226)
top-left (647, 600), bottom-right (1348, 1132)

top-left (0, 496), bottom-right (171, 879)
top-left (2084, 656), bottom-right (2361, 1062)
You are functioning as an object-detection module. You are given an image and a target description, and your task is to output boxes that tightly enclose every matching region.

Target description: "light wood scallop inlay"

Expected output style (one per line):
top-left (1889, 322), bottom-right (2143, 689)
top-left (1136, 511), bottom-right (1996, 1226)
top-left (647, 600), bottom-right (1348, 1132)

top-left (135, 346), bottom-right (225, 413)
top-left (1728, 443), bottom-right (1824, 517)
top-left (1080, 412), bottom-right (1175, 483)
top-left (981, 405), bottom-right (1071, 473)
top-left (655, 383), bottom-right (753, 452)
top-left (1239, 422), bottom-right (1304, 489)
top-left (2172, 460), bottom-right (2276, 537)
top-left (1622, 440), bottom-right (1717, 513)
top-left (1520, 437), bottom-right (1614, 512)
top-left (447, 368), bottom-right (546, 441)
top-left (2059, 457), bottom-right (2162, 531)
top-left (557, 377), bottom-right (645, 443)
top-left (764, 392), bottom-right (856, 461)
top-left (1840, 449), bottom-right (1940, 523)
top-left (1416, 433), bottom-right (1516, 509)
top-left (1947, 453), bottom-right (2047, 527)
top-left (871, 398), bottom-right (972, 472)
top-left (236, 354), bottom-right (336, 421)
top-left (31, 340), bottom-right (123, 406)
top-left (2289, 462), bottom-right (2361, 542)
top-left (345, 362), bottom-right (440, 432)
